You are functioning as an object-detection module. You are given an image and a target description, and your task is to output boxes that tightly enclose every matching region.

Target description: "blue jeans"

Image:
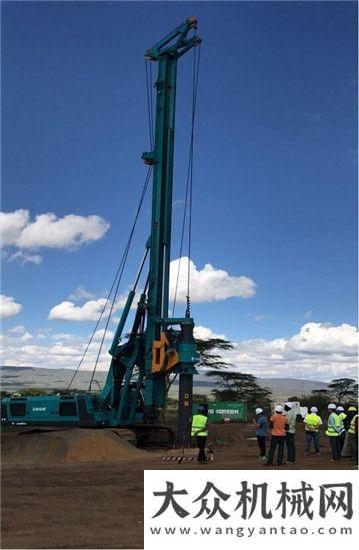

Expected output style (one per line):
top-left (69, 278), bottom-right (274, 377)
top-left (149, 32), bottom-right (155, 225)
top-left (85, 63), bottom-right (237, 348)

top-left (305, 431), bottom-right (319, 453)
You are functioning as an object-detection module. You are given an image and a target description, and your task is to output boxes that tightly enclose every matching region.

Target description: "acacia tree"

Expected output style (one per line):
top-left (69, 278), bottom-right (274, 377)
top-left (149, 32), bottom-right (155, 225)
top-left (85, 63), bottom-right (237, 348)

top-left (160, 338), bottom-right (236, 420)
top-left (164, 338), bottom-right (236, 398)
top-left (327, 378), bottom-right (358, 403)
top-left (206, 371), bottom-right (272, 410)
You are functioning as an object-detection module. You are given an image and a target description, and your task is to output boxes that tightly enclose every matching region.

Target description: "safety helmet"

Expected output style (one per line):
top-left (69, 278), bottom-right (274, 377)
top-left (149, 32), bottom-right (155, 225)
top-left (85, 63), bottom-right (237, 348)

top-left (285, 402), bottom-right (293, 409)
top-left (310, 406), bottom-right (318, 413)
top-left (336, 406), bottom-right (345, 412)
top-left (327, 403), bottom-right (337, 410)
top-left (275, 405), bottom-right (283, 413)
top-left (255, 407), bottom-right (263, 415)
top-left (348, 406), bottom-right (357, 412)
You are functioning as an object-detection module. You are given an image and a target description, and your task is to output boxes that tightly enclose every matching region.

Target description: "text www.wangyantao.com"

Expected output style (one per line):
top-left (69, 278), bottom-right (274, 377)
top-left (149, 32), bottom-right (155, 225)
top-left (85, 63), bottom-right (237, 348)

top-left (148, 525), bottom-right (352, 538)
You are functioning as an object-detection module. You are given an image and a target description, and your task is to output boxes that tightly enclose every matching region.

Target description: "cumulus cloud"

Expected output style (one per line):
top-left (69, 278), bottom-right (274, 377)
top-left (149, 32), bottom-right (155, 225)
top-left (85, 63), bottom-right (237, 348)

top-left (48, 299), bottom-right (108, 322)
top-left (222, 323), bottom-right (359, 380)
top-left (1, 209), bottom-right (110, 265)
top-left (0, 322), bottom-right (357, 380)
top-left (48, 291), bottom-right (134, 322)
top-left (169, 257), bottom-right (256, 303)
top-left (7, 325), bottom-right (26, 334)
top-left (8, 251), bottom-right (43, 265)
top-left (68, 285), bottom-right (97, 302)
top-left (194, 325), bottom-right (228, 341)
top-left (0, 295), bottom-right (23, 318)
top-left (48, 259), bottom-right (255, 322)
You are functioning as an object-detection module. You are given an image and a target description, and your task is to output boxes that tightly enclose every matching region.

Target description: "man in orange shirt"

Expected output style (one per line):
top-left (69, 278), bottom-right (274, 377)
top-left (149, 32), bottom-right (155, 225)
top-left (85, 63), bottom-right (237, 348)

top-left (265, 405), bottom-right (289, 466)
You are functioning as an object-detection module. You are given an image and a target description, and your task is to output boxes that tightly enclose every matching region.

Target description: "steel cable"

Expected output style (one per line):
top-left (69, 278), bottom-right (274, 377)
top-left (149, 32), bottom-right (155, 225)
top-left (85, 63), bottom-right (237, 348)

top-left (66, 166), bottom-right (153, 391)
top-left (171, 42), bottom-right (201, 317)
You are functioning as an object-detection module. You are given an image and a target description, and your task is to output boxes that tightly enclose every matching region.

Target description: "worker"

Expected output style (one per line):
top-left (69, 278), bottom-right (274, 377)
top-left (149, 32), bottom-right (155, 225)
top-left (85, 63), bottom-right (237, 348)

top-left (284, 402), bottom-right (297, 464)
top-left (336, 405), bottom-right (347, 454)
top-left (325, 403), bottom-right (342, 461)
top-left (304, 406), bottom-right (322, 455)
top-left (347, 412), bottom-right (358, 465)
top-left (342, 406), bottom-right (358, 457)
top-left (265, 405), bottom-right (289, 466)
top-left (254, 407), bottom-right (268, 462)
top-left (191, 405), bottom-right (208, 464)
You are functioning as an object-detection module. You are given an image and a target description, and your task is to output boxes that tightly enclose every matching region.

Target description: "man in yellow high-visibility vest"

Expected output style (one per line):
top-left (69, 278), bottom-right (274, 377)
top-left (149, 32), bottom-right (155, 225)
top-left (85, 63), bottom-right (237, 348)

top-left (304, 406), bottom-right (322, 456)
top-left (348, 413), bottom-right (358, 465)
top-left (342, 406), bottom-right (357, 457)
top-left (337, 405), bottom-right (347, 454)
top-left (191, 405), bottom-right (208, 464)
top-left (326, 403), bottom-right (342, 461)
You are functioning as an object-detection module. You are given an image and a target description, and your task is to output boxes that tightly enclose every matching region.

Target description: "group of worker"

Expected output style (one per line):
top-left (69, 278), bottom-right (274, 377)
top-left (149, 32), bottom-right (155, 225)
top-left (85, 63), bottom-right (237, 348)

top-left (190, 403), bottom-right (358, 465)
top-left (255, 402), bottom-right (358, 466)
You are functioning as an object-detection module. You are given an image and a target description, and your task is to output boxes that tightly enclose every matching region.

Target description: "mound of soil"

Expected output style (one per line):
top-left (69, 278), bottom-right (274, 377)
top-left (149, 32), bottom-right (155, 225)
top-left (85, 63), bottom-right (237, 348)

top-left (2, 428), bottom-right (146, 465)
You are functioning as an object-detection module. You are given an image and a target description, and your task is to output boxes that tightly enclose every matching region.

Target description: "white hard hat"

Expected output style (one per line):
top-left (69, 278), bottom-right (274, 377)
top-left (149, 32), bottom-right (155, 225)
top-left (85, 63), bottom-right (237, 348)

top-left (255, 407), bottom-right (263, 415)
top-left (285, 402), bottom-right (293, 409)
top-left (310, 406), bottom-right (318, 413)
top-left (336, 406), bottom-right (344, 412)
top-left (327, 403), bottom-right (337, 410)
top-left (275, 405), bottom-right (283, 412)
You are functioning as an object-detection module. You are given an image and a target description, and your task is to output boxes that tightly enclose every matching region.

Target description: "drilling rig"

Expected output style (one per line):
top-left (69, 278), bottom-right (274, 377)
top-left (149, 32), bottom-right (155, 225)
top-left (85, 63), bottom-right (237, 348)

top-left (1, 18), bottom-right (202, 445)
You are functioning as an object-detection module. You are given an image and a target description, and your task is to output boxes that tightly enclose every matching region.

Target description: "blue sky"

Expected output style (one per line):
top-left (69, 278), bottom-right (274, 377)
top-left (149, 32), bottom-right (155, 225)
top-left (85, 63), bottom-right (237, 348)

top-left (1, 1), bottom-right (357, 380)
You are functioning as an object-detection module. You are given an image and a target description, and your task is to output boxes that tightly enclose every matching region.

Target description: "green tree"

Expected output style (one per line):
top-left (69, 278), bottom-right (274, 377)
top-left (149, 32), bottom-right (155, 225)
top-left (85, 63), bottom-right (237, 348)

top-left (206, 371), bottom-right (272, 410)
top-left (327, 378), bottom-right (358, 404)
top-left (161, 338), bottom-right (235, 421)
top-left (164, 337), bottom-right (235, 399)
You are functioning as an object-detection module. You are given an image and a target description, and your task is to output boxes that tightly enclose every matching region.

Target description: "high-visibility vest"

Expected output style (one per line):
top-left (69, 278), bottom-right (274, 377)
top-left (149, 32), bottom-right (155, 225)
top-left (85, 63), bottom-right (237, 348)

top-left (325, 413), bottom-right (341, 437)
top-left (304, 413), bottom-right (321, 432)
top-left (191, 414), bottom-right (208, 437)
top-left (348, 414), bottom-right (358, 435)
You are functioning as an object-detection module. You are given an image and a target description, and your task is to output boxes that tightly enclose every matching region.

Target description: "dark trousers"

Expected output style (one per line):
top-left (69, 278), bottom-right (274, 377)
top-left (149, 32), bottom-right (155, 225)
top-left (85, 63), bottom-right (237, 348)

top-left (267, 435), bottom-right (285, 465)
top-left (339, 431), bottom-right (346, 454)
top-left (257, 435), bottom-right (266, 457)
top-left (196, 436), bottom-right (207, 462)
top-left (305, 431), bottom-right (320, 453)
top-left (285, 432), bottom-right (296, 463)
top-left (329, 436), bottom-right (341, 461)
top-left (348, 433), bottom-right (358, 464)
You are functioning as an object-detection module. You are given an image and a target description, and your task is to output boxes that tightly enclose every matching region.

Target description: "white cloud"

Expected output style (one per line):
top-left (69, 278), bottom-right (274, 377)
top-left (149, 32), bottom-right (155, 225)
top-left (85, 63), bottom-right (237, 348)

top-left (93, 329), bottom-right (114, 341)
top-left (222, 323), bottom-right (358, 380)
top-left (0, 209), bottom-right (29, 246)
top-left (1, 210), bottom-right (110, 264)
top-left (48, 259), bottom-right (255, 322)
top-left (194, 325), bottom-right (227, 341)
top-left (169, 257), bottom-right (256, 303)
top-left (68, 285), bottom-right (97, 302)
top-left (19, 332), bottom-right (33, 342)
top-left (8, 251), bottom-right (43, 265)
top-left (0, 322), bottom-right (357, 381)
top-left (48, 292), bottom-right (132, 322)
top-left (7, 325), bottom-right (26, 334)
top-left (0, 295), bottom-right (23, 318)
top-left (48, 299), bottom-right (108, 322)
top-left (253, 314), bottom-right (271, 322)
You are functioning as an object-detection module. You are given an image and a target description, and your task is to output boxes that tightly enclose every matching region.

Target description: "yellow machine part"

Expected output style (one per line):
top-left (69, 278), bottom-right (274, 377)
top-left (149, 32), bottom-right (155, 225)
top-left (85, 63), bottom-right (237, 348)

top-left (152, 332), bottom-right (179, 373)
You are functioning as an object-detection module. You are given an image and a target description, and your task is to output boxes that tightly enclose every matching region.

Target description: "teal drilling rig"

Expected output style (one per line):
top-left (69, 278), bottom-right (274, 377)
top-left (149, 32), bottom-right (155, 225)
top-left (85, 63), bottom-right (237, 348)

top-left (1, 18), bottom-right (202, 444)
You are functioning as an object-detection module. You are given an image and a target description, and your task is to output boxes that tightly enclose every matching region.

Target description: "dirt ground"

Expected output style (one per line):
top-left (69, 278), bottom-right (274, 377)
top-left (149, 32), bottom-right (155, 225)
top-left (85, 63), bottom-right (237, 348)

top-left (1, 423), bottom-right (357, 549)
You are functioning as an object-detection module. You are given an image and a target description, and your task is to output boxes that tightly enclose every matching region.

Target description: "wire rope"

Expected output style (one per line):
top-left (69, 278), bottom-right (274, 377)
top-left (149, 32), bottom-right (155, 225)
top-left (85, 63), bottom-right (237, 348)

top-left (88, 165), bottom-right (153, 391)
top-left (171, 42), bottom-right (201, 318)
top-left (66, 166), bottom-right (152, 391)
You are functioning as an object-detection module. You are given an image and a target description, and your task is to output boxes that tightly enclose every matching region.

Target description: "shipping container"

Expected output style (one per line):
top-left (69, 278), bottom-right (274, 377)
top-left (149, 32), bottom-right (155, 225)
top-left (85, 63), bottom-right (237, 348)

top-left (194, 401), bottom-right (247, 422)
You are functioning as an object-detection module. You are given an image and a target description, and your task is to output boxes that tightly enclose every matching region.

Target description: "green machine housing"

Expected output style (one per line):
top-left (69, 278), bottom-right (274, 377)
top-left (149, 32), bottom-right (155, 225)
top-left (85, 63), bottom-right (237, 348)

top-left (1, 18), bottom-right (202, 443)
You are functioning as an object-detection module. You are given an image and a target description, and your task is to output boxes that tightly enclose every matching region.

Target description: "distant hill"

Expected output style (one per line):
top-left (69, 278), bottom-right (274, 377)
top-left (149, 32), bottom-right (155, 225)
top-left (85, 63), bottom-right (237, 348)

top-left (0, 366), bottom-right (329, 401)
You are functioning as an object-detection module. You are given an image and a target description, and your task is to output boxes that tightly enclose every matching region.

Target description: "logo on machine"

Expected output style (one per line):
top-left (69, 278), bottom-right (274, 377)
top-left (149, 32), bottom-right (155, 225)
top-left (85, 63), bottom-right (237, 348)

top-left (32, 407), bottom-right (47, 412)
